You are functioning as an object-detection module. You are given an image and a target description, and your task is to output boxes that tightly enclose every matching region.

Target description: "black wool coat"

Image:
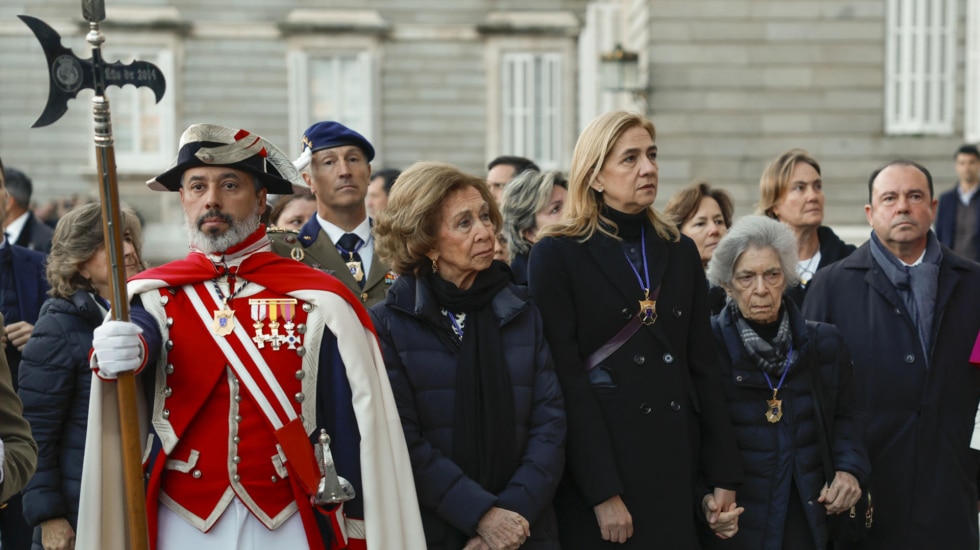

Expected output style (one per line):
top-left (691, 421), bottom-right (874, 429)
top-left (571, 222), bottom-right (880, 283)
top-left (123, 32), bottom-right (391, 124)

top-left (803, 241), bottom-right (980, 550)
top-left (528, 226), bottom-right (742, 549)
top-left (784, 225), bottom-right (856, 309)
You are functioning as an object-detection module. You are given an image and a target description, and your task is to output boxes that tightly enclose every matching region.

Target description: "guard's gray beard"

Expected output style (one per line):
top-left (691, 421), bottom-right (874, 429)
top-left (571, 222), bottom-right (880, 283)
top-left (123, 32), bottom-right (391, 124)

top-left (184, 204), bottom-right (261, 254)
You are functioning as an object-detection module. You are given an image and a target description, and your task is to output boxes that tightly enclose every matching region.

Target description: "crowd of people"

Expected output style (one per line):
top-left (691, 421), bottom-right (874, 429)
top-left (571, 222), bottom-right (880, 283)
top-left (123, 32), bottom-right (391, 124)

top-left (0, 111), bottom-right (977, 550)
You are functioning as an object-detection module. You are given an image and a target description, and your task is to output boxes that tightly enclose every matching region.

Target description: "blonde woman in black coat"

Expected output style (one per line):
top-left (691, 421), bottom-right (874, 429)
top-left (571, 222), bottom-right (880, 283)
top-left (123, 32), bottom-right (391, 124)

top-left (528, 111), bottom-right (744, 548)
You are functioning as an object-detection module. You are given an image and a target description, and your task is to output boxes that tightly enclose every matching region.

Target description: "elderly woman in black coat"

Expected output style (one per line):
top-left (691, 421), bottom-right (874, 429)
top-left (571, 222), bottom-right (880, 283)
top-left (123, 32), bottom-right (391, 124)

top-left (369, 161), bottom-right (565, 550)
top-left (703, 215), bottom-right (869, 549)
top-left (18, 203), bottom-right (143, 550)
top-left (528, 110), bottom-right (743, 548)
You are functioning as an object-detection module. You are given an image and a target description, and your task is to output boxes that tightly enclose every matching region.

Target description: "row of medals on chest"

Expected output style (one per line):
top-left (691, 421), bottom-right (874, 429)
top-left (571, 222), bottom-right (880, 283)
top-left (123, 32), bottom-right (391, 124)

top-left (211, 281), bottom-right (306, 354)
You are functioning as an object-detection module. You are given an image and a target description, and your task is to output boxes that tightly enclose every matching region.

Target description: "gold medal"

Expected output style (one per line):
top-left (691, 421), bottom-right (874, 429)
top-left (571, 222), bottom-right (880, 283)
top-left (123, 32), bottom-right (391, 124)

top-left (637, 288), bottom-right (657, 325)
top-left (347, 260), bottom-right (364, 282)
top-left (766, 390), bottom-right (783, 423)
top-left (213, 308), bottom-right (236, 336)
top-left (766, 399), bottom-right (783, 423)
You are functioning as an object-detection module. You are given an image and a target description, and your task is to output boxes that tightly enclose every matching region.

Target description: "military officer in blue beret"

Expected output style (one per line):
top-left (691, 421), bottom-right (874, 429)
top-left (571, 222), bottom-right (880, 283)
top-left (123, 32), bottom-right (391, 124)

top-left (269, 122), bottom-right (394, 307)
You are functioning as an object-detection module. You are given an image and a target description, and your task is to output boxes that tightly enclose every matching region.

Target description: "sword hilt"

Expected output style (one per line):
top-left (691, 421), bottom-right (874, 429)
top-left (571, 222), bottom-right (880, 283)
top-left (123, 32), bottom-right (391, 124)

top-left (314, 429), bottom-right (356, 505)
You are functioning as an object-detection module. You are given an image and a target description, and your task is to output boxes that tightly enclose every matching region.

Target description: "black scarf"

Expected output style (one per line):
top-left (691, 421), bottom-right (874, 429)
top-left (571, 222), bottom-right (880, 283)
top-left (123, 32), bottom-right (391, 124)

top-left (426, 261), bottom-right (517, 494)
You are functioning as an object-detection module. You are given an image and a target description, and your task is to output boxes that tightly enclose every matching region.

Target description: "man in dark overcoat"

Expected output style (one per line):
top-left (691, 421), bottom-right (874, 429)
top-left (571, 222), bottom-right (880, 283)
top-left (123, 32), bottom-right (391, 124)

top-left (803, 160), bottom-right (980, 549)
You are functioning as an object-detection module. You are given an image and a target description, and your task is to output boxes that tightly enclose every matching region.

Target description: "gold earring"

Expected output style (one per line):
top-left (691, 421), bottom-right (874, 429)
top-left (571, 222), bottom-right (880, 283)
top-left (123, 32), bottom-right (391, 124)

top-left (431, 258), bottom-right (438, 273)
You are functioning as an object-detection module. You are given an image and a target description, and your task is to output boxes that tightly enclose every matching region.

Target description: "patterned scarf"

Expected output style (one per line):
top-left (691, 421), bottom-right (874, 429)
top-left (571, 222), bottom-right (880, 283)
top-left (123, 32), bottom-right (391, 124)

top-left (733, 303), bottom-right (793, 376)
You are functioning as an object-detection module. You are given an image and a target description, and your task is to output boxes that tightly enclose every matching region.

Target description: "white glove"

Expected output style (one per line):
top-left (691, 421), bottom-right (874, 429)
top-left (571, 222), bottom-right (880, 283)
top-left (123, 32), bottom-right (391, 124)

top-left (92, 320), bottom-right (144, 379)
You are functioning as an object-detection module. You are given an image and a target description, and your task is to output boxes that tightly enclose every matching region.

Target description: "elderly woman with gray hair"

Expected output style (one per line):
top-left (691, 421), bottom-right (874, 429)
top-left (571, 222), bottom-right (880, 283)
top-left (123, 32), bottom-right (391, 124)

top-left (703, 215), bottom-right (868, 550)
top-left (500, 170), bottom-right (567, 284)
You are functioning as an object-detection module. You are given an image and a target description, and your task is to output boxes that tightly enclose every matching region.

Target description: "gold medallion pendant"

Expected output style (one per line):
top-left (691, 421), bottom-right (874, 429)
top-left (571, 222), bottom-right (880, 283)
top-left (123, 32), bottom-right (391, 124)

top-left (213, 308), bottom-right (236, 336)
top-left (347, 260), bottom-right (364, 282)
top-left (766, 397), bottom-right (783, 423)
top-left (637, 288), bottom-right (657, 325)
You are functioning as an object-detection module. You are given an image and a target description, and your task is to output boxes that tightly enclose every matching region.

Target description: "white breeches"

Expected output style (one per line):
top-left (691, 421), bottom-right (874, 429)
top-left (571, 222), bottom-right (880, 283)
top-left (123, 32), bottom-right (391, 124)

top-left (157, 499), bottom-right (309, 550)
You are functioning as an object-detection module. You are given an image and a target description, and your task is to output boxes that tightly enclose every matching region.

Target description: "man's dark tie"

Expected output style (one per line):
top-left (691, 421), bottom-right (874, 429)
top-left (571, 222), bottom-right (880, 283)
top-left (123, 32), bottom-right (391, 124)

top-left (337, 233), bottom-right (365, 289)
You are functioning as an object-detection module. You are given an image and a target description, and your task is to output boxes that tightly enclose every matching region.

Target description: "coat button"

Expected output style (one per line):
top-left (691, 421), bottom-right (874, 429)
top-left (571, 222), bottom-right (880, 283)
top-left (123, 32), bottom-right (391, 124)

top-left (163, 387), bottom-right (172, 398)
top-left (233, 475), bottom-right (241, 482)
top-left (736, 375), bottom-right (744, 383)
top-left (160, 295), bottom-right (169, 305)
top-left (232, 456), bottom-right (241, 464)
top-left (162, 409), bottom-right (170, 419)
top-left (670, 401), bottom-right (681, 412)
top-left (905, 354), bottom-right (915, 363)
top-left (165, 364), bottom-right (174, 375)
top-left (894, 308), bottom-right (902, 315)
top-left (621, 308), bottom-right (632, 319)
top-left (673, 307), bottom-right (682, 317)
top-left (192, 470), bottom-right (202, 479)
top-left (271, 476), bottom-right (279, 483)
top-left (663, 353), bottom-right (674, 364)
top-left (295, 370), bottom-right (305, 380)
top-left (633, 354), bottom-right (645, 365)
top-left (295, 393), bottom-right (305, 403)
top-left (303, 303), bottom-right (314, 313)
top-left (234, 415), bottom-right (242, 423)
top-left (233, 436), bottom-right (240, 444)
top-left (165, 340), bottom-right (174, 351)
top-left (296, 346), bottom-right (307, 357)
top-left (166, 317), bottom-right (174, 328)
top-left (639, 403), bottom-right (652, 414)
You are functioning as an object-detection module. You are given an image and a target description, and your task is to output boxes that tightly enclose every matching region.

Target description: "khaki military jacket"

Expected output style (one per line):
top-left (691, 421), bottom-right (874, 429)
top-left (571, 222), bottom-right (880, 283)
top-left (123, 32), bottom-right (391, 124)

top-left (268, 219), bottom-right (394, 308)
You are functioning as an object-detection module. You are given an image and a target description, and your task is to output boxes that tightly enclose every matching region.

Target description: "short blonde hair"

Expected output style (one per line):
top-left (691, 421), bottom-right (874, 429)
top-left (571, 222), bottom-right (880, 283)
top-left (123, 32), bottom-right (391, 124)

top-left (756, 148), bottom-right (821, 219)
top-left (538, 111), bottom-right (678, 242)
top-left (374, 161), bottom-right (502, 276)
top-left (47, 202), bottom-right (144, 300)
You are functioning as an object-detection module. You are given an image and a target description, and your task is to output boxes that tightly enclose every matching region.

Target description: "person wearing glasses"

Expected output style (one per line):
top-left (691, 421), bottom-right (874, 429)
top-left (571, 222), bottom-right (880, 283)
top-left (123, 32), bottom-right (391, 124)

top-left (704, 216), bottom-right (867, 549)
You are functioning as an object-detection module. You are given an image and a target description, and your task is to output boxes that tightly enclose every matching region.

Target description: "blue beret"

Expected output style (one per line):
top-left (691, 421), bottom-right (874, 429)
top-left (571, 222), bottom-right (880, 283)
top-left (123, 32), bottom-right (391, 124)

top-left (301, 121), bottom-right (375, 162)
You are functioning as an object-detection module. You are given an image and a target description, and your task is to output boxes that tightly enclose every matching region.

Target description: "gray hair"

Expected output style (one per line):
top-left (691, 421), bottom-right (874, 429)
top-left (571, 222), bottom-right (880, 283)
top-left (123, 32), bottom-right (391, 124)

top-left (501, 170), bottom-right (567, 257)
top-left (706, 215), bottom-right (800, 289)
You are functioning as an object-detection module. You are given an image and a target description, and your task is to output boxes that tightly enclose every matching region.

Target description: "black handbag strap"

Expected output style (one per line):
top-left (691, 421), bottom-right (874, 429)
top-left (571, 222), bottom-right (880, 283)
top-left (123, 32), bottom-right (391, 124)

top-left (585, 315), bottom-right (641, 371)
top-left (807, 322), bottom-right (837, 484)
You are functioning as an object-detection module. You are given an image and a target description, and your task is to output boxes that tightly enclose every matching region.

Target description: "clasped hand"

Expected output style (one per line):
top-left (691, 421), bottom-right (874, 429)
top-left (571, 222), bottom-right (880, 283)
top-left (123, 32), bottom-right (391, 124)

top-left (468, 506), bottom-right (529, 550)
top-left (702, 487), bottom-right (744, 540)
top-left (818, 471), bottom-right (861, 515)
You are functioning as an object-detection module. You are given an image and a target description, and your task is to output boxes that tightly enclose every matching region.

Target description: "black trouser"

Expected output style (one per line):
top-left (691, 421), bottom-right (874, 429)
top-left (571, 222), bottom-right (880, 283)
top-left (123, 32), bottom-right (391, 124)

top-left (0, 493), bottom-right (34, 550)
